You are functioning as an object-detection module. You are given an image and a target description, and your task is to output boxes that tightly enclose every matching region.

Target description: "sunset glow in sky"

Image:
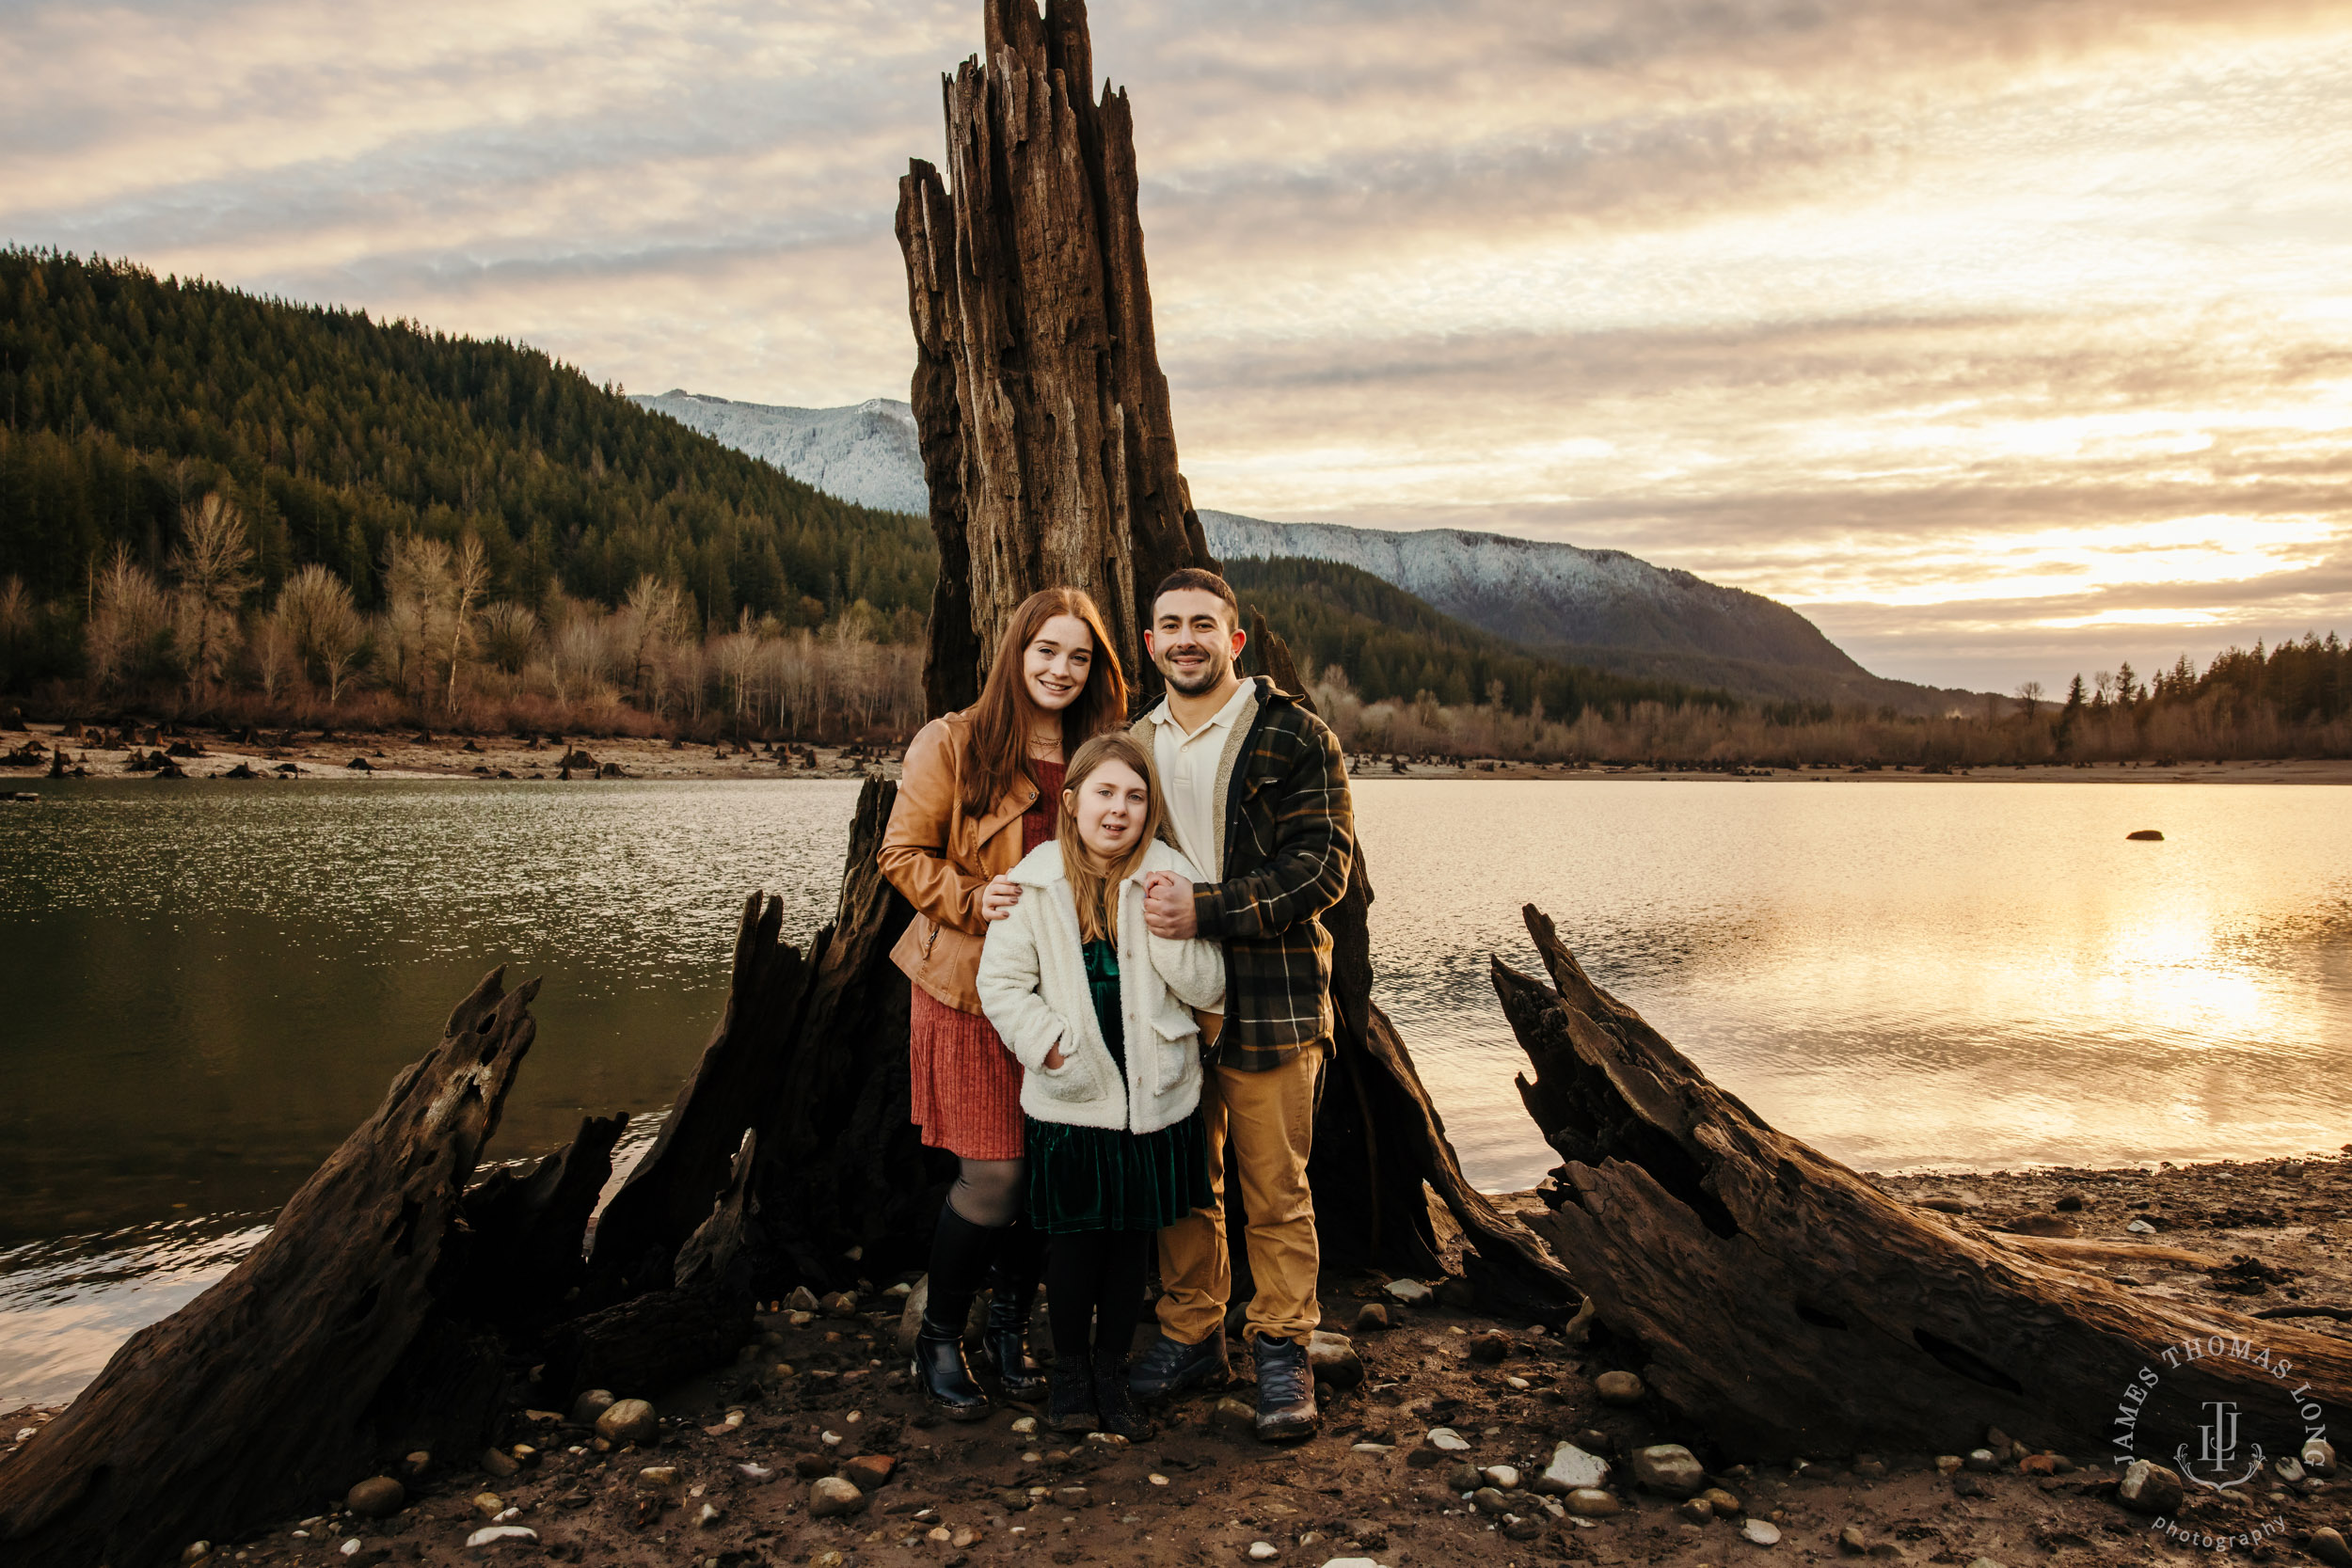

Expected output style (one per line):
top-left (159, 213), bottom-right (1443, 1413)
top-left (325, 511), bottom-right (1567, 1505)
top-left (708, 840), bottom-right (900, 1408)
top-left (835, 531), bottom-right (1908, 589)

top-left (6, 0), bottom-right (2350, 689)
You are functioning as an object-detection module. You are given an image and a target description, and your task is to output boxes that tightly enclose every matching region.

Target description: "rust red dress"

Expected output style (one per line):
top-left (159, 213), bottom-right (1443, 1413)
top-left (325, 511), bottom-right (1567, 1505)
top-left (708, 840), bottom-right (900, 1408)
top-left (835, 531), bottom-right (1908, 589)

top-left (908, 759), bottom-right (1063, 1160)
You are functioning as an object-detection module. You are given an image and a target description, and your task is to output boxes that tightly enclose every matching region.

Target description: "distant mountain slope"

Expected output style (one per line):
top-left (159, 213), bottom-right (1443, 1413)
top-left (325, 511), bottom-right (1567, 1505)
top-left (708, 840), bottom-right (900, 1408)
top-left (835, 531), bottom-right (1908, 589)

top-left (641, 391), bottom-right (1979, 714)
top-left (635, 390), bottom-right (928, 516)
top-left (1200, 512), bottom-right (1854, 673)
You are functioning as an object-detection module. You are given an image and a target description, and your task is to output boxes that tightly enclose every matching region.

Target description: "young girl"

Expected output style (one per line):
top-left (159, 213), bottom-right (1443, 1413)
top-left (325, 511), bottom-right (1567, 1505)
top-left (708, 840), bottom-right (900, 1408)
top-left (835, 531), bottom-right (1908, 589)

top-left (976, 734), bottom-right (1224, 1438)
top-left (878, 589), bottom-right (1129, 1418)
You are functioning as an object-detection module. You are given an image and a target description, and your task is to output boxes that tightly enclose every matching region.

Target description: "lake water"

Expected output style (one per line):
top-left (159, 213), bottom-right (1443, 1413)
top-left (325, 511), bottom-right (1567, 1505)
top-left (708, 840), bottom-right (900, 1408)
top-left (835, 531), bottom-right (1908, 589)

top-left (5, 776), bottom-right (2349, 1406)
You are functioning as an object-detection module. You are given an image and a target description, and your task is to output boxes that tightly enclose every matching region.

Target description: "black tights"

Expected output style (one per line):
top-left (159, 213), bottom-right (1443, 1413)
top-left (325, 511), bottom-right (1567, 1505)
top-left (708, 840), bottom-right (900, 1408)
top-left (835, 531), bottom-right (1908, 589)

top-left (1046, 1229), bottom-right (1152, 1361)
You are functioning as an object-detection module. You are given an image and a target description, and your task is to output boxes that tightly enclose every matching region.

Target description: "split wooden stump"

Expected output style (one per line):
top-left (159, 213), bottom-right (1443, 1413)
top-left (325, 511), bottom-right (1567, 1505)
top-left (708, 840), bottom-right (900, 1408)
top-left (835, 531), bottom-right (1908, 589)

top-left (1497, 903), bottom-right (2351, 1460)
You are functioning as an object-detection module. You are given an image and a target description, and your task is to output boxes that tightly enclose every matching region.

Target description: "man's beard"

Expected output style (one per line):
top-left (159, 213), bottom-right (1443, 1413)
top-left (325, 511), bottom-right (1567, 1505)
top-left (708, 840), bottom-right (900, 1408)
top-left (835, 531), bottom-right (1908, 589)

top-left (1157, 641), bottom-right (1231, 695)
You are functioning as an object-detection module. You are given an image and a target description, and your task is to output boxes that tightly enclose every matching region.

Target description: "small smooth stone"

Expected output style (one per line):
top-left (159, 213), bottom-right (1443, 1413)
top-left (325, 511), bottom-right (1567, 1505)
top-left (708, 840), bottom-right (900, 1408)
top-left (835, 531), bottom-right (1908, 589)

top-left (1964, 1560), bottom-right (2008, 1568)
top-left (2305, 1438), bottom-right (2339, 1476)
top-left (1445, 1462), bottom-right (1484, 1494)
top-left (2116, 1459), bottom-right (2183, 1515)
top-left (1248, 1544), bottom-right (1279, 1560)
top-left (1009, 1416), bottom-right (1038, 1434)
top-left (2126, 1218), bottom-right (2156, 1234)
top-left (1565, 1488), bottom-right (1620, 1517)
top-left (1629, 1443), bottom-right (1705, 1497)
top-left (1741, 1517), bottom-right (1782, 1545)
top-left (401, 1451), bottom-right (433, 1478)
top-left (1535, 1441), bottom-right (1610, 1495)
top-left (1963, 1449), bottom-right (1997, 1472)
top-left (1851, 1457), bottom-right (1886, 1479)
top-left (1384, 1279), bottom-right (1434, 1306)
top-left (344, 1478), bottom-right (405, 1519)
top-left (639, 1465), bottom-right (677, 1486)
top-left (595, 1399), bottom-right (659, 1446)
top-left (695, 1503), bottom-right (723, 1528)
top-left (181, 1544), bottom-right (212, 1563)
top-left (840, 1453), bottom-right (897, 1490)
top-left (1055, 1486), bottom-right (1091, 1509)
top-left (1471, 1487), bottom-right (1510, 1516)
top-left (786, 1286), bottom-right (819, 1311)
top-left (1213, 1397), bottom-right (1258, 1433)
top-left (1468, 1331), bottom-right (1512, 1364)
top-left (1676, 1497), bottom-right (1714, 1525)
top-left (568, 1389), bottom-right (614, 1426)
top-left (1307, 1330), bottom-right (1363, 1389)
top-left (1700, 1486), bottom-right (1740, 1516)
top-left (1349, 1442), bottom-right (1393, 1454)
top-left (1353, 1302), bottom-right (1390, 1332)
top-left (1933, 1455), bottom-right (1963, 1474)
top-left (1503, 1375), bottom-right (1530, 1390)
top-left (1424, 1427), bottom-right (1470, 1451)
top-left (952, 1527), bottom-right (980, 1548)
top-left (736, 1463), bottom-right (773, 1483)
top-left (1951, 1473), bottom-right (1988, 1497)
top-left (479, 1449), bottom-right (519, 1479)
top-left (808, 1476), bottom-right (867, 1517)
top-left (463, 1526), bottom-right (537, 1548)
top-left (1594, 1370), bottom-right (1645, 1406)
top-left (470, 1494), bottom-right (503, 1519)
top-left (1320, 1560), bottom-right (1386, 1568)
top-left (1149, 1474), bottom-right (1169, 1486)
top-left (2304, 1528), bottom-right (2352, 1568)
top-left (1482, 1465), bottom-right (1520, 1491)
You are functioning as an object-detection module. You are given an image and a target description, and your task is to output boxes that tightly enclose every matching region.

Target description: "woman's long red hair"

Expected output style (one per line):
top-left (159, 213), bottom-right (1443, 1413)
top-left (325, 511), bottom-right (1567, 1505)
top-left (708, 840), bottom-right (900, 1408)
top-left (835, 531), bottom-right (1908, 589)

top-left (961, 588), bottom-right (1128, 816)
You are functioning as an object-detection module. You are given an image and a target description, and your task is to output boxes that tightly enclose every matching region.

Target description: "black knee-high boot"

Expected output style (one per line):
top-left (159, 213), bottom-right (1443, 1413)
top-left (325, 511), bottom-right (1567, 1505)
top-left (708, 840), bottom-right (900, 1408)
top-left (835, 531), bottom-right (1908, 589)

top-left (915, 1203), bottom-right (996, 1420)
top-left (981, 1219), bottom-right (1047, 1401)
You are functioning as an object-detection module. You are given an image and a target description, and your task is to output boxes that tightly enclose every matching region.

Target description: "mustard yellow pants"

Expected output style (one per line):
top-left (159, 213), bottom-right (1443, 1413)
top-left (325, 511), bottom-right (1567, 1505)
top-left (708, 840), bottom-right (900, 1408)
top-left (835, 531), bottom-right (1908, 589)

top-left (1154, 1040), bottom-right (1326, 1345)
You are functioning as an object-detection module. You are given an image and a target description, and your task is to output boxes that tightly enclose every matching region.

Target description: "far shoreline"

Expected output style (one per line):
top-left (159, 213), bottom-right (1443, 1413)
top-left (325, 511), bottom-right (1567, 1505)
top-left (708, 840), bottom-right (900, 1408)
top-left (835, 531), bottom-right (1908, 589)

top-left (8, 721), bottom-right (2352, 788)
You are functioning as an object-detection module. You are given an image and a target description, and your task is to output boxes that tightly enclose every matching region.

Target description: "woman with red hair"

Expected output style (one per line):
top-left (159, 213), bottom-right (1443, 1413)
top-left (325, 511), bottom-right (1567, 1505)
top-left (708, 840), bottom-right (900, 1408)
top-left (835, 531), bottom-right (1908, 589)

top-left (878, 588), bottom-right (1129, 1417)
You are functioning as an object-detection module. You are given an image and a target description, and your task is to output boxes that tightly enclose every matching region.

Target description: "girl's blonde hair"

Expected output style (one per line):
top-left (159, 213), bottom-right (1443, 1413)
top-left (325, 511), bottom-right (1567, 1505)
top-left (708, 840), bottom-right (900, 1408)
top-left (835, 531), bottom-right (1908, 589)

top-left (1056, 732), bottom-right (1167, 943)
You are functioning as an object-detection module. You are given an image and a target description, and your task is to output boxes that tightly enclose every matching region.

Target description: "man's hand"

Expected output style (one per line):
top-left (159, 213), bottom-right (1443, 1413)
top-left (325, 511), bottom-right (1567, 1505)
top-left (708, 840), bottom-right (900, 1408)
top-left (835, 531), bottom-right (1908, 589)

top-left (1141, 870), bottom-right (1199, 940)
top-left (980, 873), bottom-right (1023, 922)
top-left (1042, 1040), bottom-right (1067, 1070)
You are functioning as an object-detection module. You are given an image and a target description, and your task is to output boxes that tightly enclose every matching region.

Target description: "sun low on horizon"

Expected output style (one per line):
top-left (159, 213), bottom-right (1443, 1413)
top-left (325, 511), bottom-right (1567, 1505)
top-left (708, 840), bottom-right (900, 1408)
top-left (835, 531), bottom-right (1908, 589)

top-left (6, 0), bottom-right (2349, 693)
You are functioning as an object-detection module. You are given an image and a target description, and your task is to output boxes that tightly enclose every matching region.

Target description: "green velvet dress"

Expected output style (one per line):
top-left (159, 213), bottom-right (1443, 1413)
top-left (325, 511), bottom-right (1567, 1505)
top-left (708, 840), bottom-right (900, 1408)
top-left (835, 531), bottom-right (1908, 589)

top-left (1025, 938), bottom-right (1214, 1234)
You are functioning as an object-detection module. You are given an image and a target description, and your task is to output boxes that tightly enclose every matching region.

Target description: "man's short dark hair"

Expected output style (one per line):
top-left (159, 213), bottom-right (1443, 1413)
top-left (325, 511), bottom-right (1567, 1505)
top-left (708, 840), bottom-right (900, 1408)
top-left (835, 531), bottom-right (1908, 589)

top-left (1152, 567), bottom-right (1239, 624)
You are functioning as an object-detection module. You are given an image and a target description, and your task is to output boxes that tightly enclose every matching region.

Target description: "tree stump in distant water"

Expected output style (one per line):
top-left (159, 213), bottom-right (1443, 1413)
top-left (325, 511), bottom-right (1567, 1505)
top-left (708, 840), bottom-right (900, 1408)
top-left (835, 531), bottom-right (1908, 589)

top-left (1496, 904), bottom-right (2352, 1457)
top-left (897, 0), bottom-right (1214, 710)
top-left (0, 972), bottom-right (543, 1568)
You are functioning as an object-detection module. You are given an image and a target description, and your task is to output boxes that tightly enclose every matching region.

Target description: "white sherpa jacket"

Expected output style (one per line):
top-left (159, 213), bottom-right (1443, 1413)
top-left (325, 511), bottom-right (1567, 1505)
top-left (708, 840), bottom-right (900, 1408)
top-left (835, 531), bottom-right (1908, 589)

top-left (975, 838), bottom-right (1227, 1134)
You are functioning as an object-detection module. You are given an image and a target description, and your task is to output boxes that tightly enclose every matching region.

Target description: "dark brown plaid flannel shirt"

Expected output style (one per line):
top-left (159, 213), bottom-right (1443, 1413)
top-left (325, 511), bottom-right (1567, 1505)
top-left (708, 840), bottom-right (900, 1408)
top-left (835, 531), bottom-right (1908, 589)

top-left (1172, 680), bottom-right (1355, 1069)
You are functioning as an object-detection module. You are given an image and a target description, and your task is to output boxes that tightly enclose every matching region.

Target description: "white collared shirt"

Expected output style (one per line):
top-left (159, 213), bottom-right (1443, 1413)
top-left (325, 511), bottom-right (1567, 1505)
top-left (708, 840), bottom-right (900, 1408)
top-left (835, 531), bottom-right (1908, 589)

top-left (1147, 678), bottom-right (1255, 877)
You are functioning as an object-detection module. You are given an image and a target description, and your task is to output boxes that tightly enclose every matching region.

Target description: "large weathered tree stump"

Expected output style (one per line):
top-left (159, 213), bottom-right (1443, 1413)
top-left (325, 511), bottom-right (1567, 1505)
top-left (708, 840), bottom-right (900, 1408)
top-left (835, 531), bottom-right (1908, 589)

top-left (897, 0), bottom-right (1213, 711)
top-left (1497, 904), bottom-right (2351, 1459)
top-left (0, 972), bottom-right (544, 1568)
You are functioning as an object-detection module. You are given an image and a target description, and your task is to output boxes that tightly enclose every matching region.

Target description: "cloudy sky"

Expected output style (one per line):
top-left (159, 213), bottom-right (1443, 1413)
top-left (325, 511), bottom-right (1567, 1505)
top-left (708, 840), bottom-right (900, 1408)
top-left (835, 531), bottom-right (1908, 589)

top-left (7, 0), bottom-right (2351, 690)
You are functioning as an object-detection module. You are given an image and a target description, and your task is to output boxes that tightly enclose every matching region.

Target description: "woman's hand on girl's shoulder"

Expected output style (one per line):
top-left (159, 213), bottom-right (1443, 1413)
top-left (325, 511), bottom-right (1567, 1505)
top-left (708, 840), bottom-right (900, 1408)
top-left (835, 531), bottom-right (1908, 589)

top-left (980, 873), bottom-right (1023, 921)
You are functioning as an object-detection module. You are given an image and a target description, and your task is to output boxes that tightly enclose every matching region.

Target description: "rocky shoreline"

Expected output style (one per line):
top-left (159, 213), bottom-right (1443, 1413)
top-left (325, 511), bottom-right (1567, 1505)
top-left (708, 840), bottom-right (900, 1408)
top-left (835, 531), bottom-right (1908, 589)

top-left (7, 721), bottom-right (2349, 788)
top-left (8, 1155), bottom-right (2345, 1567)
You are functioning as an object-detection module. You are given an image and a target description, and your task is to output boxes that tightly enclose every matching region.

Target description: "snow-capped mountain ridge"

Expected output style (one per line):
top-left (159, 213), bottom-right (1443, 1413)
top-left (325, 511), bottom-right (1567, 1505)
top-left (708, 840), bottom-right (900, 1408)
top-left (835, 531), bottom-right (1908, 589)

top-left (634, 391), bottom-right (1969, 710)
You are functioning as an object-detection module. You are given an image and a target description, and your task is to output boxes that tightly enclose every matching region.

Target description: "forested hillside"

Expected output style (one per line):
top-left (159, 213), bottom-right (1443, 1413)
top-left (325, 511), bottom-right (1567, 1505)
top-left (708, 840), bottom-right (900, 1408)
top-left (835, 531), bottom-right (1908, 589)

top-left (1225, 556), bottom-right (1732, 719)
top-left (0, 250), bottom-right (932, 635)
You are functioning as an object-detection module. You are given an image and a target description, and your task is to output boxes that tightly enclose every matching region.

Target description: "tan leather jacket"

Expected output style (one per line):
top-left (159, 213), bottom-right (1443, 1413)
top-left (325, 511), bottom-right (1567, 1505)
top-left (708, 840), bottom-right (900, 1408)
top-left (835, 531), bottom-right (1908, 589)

top-left (881, 709), bottom-right (1043, 1013)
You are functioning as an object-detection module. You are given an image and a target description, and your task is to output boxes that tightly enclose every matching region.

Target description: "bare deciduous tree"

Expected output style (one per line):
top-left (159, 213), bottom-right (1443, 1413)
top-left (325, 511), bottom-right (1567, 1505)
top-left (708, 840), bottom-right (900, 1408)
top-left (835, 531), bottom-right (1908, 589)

top-left (277, 564), bottom-right (365, 707)
top-left (442, 534), bottom-right (491, 714)
top-left (169, 495), bottom-right (258, 694)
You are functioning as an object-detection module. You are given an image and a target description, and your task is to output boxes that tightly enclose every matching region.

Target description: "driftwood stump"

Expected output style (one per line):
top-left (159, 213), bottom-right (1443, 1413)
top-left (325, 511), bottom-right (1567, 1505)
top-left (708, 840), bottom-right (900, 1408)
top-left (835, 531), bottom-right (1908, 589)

top-left (1497, 904), bottom-right (2351, 1459)
top-left (897, 0), bottom-right (1213, 711)
top-left (0, 972), bottom-right (543, 1568)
